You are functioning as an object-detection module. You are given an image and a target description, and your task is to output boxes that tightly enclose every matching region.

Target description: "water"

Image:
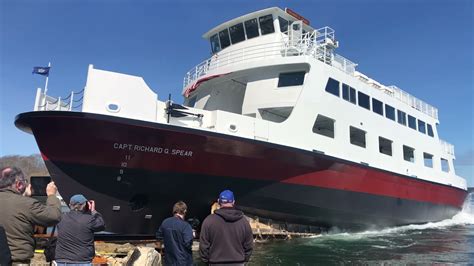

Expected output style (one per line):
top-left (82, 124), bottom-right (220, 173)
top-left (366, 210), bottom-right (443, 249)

top-left (193, 193), bottom-right (474, 264)
top-left (249, 193), bottom-right (474, 265)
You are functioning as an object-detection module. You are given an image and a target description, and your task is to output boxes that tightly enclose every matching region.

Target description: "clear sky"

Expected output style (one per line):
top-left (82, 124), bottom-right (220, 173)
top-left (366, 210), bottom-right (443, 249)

top-left (0, 0), bottom-right (472, 186)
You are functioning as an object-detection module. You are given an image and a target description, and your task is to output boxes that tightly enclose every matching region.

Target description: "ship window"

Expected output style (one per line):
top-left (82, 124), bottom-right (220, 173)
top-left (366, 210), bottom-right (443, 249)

top-left (424, 153), bottom-right (433, 168)
top-left (358, 92), bottom-right (370, 110)
top-left (441, 158), bottom-right (449, 172)
top-left (342, 84), bottom-right (356, 104)
top-left (244, 18), bottom-right (259, 39)
top-left (278, 71), bottom-right (305, 87)
top-left (403, 145), bottom-right (415, 163)
top-left (325, 78), bottom-right (340, 97)
top-left (218, 29), bottom-right (231, 49)
top-left (427, 124), bottom-right (434, 137)
top-left (408, 115), bottom-right (417, 130)
top-left (210, 34), bottom-right (221, 54)
top-left (350, 126), bottom-right (366, 148)
top-left (229, 23), bottom-right (245, 44)
top-left (385, 105), bottom-right (396, 121)
top-left (418, 120), bottom-right (426, 134)
top-left (372, 98), bottom-right (383, 116)
top-left (259, 14), bottom-right (275, 35)
top-left (279, 16), bottom-right (289, 34)
top-left (397, 110), bottom-right (407, 125)
top-left (379, 137), bottom-right (392, 156)
top-left (312, 115), bottom-right (335, 138)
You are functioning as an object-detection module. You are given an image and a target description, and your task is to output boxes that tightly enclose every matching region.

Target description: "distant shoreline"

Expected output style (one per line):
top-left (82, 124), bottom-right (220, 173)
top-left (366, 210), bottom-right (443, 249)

top-left (468, 187), bottom-right (473, 193)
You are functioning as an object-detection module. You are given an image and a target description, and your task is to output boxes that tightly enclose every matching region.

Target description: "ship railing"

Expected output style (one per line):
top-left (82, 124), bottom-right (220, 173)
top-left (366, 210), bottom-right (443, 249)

top-left (439, 139), bottom-right (455, 156)
top-left (34, 87), bottom-right (84, 112)
top-left (183, 26), bottom-right (357, 90)
top-left (388, 85), bottom-right (438, 120)
top-left (183, 42), bottom-right (284, 89)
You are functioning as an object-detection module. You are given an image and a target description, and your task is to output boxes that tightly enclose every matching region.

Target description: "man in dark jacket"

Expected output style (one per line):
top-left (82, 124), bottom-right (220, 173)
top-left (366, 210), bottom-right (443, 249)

top-left (0, 226), bottom-right (11, 266)
top-left (156, 201), bottom-right (193, 266)
top-left (55, 194), bottom-right (105, 265)
top-left (199, 190), bottom-right (253, 265)
top-left (0, 167), bottom-right (61, 264)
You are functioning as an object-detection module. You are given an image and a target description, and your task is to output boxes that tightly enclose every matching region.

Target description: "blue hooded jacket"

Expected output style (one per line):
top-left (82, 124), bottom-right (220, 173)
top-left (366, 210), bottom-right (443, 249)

top-left (156, 216), bottom-right (193, 266)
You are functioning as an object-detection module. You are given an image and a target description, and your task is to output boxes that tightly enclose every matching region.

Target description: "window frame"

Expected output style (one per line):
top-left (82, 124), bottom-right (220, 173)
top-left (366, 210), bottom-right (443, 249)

top-left (218, 28), bottom-right (231, 50)
top-left (403, 145), bottom-right (415, 163)
top-left (312, 114), bottom-right (335, 138)
top-left (277, 71), bottom-right (306, 87)
top-left (259, 14), bottom-right (275, 35)
top-left (342, 84), bottom-right (357, 104)
top-left (441, 158), bottom-right (450, 172)
top-left (358, 91), bottom-right (370, 110)
top-left (372, 98), bottom-right (383, 116)
top-left (349, 126), bottom-right (367, 148)
top-left (244, 18), bottom-right (259, 39)
top-left (229, 23), bottom-right (246, 44)
top-left (385, 104), bottom-right (396, 121)
top-left (397, 110), bottom-right (407, 126)
top-left (325, 78), bottom-right (340, 97)
top-left (379, 137), bottom-right (393, 156)
top-left (408, 115), bottom-right (417, 130)
top-left (423, 152), bottom-right (433, 168)
top-left (418, 120), bottom-right (426, 134)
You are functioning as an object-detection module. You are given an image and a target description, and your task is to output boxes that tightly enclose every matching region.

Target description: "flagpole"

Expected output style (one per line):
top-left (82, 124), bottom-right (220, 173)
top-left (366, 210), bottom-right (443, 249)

top-left (44, 62), bottom-right (51, 94)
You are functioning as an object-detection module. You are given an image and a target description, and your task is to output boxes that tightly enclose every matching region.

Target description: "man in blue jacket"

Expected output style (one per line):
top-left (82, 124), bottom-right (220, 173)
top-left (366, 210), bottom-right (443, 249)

top-left (156, 201), bottom-right (193, 266)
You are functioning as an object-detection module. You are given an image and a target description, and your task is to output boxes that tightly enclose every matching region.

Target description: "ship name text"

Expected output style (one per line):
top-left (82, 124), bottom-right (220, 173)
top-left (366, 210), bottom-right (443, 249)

top-left (113, 143), bottom-right (193, 157)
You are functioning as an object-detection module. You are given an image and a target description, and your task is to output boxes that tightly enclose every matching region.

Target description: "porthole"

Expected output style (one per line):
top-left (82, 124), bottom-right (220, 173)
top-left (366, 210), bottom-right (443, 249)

top-left (229, 124), bottom-right (237, 132)
top-left (106, 103), bottom-right (120, 113)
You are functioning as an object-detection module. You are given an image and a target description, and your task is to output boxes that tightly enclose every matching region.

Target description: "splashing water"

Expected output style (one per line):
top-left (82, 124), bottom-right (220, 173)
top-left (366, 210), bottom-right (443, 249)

top-left (240, 193), bottom-right (474, 264)
top-left (317, 193), bottom-right (474, 240)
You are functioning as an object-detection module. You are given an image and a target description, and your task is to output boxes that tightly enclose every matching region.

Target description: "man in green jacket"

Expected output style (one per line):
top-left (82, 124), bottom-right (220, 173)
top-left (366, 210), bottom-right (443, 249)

top-left (0, 167), bottom-right (61, 264)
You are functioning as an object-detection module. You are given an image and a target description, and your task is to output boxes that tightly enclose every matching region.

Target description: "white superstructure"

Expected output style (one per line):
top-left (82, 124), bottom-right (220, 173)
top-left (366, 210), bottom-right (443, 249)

top-left (33, 7), bottom-right (466, 191)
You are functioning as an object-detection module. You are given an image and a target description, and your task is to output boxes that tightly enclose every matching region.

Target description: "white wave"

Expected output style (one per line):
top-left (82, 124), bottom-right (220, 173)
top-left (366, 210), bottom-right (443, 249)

top-left (317, 193), bottom-right (474, 240)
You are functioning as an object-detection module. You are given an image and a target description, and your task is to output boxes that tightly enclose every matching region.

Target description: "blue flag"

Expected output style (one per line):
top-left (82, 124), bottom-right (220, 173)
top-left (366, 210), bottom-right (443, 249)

top-left (32, 66), bottom-right (50, 76)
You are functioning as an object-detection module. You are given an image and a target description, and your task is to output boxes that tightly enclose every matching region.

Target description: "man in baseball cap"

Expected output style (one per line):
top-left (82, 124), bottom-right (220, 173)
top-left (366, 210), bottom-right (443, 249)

top-left (55, 194), bottom-right (105, 264)
top-left (199, 189), bottom-right (253, 265)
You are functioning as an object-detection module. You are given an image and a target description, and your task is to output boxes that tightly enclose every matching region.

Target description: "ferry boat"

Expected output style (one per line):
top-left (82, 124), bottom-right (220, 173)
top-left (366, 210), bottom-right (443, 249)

top-left (15, 7), bottom-right (468, 234)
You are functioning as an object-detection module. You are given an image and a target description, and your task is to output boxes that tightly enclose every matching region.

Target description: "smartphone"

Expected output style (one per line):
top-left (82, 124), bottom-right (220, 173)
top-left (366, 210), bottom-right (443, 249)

top-left (30, 176), bottom-right (52, 196)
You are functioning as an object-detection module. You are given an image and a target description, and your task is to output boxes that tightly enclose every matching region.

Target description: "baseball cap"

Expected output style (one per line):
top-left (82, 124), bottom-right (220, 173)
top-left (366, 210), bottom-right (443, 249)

top-left (70, 194), bottom-right (88, 205)
top-left (218, 190), bottom-right (234, 204)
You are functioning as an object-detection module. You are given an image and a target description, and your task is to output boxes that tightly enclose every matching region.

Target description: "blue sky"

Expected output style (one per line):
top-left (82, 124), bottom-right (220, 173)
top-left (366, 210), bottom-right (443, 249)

top-left (0, 0), bottom-right (472, 186)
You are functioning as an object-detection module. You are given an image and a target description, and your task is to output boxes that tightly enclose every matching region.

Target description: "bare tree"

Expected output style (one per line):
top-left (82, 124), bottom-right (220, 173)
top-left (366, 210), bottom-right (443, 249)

top-left (0, 154), bottom-right (49, 178)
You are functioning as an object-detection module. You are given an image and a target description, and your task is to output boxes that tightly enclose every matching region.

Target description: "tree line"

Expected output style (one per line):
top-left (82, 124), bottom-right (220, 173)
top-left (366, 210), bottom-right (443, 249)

top-left (0, 154), bottom-right (49, 178)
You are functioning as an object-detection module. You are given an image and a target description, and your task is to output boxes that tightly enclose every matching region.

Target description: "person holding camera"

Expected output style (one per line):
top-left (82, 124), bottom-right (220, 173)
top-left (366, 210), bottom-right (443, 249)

top-left (54, 194), bottom-right (105, 265)
top-left (0, 166), bottom-right (61, 264)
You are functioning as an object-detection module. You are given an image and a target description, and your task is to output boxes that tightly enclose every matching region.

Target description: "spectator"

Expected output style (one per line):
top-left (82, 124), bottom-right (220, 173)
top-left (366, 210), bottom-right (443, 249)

top-left (199, 190), bottom-right (253, 265)
top-left (0, 166), bottom-right (61, 264)
top-left (55, 194), bottom-right (105, 265)
top-left (0, 225), bottom-right (11, 265)
top-left (156, 201), bottom-right (193, 266)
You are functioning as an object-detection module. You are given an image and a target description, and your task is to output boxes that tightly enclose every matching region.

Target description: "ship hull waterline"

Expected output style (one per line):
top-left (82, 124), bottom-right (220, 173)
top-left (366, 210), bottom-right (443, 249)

top-left (15, 111), bottom-right (468, 235)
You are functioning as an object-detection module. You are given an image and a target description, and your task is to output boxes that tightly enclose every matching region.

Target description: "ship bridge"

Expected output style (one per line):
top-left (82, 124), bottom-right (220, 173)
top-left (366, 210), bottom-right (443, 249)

top-left (182, 7), bottom-right (438, 121)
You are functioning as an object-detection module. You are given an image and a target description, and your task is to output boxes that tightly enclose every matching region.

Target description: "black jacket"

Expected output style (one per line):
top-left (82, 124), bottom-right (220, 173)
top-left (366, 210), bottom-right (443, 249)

top-left (156, 216), bottom-right (193, 266)
top-left (0, 226), bottom-right (11, 265)
top-left (199, 207), bottom-right (253, 264)
top-left (55, 210), bottom-right (105, 263)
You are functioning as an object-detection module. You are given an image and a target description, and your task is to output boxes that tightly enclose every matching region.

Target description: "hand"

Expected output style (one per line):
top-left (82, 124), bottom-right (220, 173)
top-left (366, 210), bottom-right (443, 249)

top-left (46, 182), bottom-right (58, 196)
top-left (87, 200), bottom-right (96, 212)
top-left (23, 184), bottom-right (32, 197)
